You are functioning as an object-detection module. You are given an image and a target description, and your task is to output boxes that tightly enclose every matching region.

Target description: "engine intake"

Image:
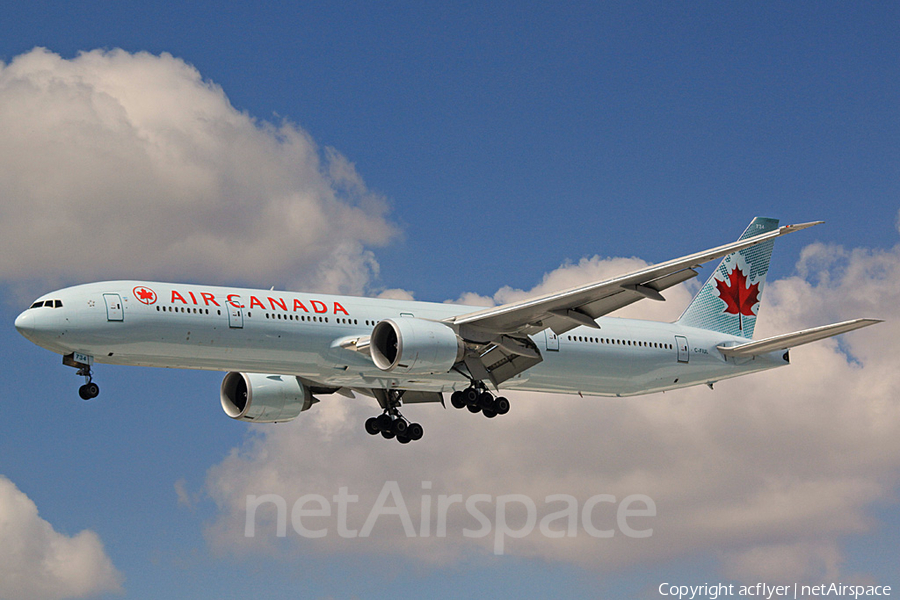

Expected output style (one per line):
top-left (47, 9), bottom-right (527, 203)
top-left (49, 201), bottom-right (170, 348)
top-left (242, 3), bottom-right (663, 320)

top-left (371, 318), bottom-right (464, 374)
top-left (220, 372), bottom-right (314, 423)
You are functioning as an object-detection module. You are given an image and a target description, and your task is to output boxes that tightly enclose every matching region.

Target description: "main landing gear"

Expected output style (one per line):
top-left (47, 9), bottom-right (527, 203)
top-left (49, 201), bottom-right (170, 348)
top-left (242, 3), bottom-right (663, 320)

top-left (365, 412), bottom-right (424, 444)
top-left (450, 384), bottom-right (510, 418)
top-left (365, 390), bottom-right (424, 444)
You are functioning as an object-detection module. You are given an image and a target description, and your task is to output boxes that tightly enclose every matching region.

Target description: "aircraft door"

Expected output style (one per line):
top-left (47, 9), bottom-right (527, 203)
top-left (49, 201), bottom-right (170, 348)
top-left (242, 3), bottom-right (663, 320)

top-left (545, 329), bottom-right (559, 351)
top-left (675, 335), bottom-right (689, 363)
top-left (103, 293), bottom-right (124, 321)
top-left (228, 305), bottom-right (244, 328)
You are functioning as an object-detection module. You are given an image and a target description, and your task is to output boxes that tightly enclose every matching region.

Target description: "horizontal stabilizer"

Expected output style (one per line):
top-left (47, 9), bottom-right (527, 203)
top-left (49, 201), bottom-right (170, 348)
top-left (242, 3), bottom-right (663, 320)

top-left (718, 318), bottom-right (883, 358)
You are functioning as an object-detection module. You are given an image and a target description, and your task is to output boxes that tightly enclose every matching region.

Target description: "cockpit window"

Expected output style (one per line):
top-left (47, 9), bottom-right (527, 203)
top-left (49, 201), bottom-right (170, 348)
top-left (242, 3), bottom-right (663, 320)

top-left (28, 300), bottom-right (63, 309)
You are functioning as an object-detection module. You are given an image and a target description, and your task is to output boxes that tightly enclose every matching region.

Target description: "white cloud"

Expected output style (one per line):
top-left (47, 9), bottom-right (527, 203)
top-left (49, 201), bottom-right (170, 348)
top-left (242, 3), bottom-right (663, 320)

top-left (375, 288), bottom-right (416, 301)
top-left (174, 478), bottom-right (196, 510)
top-left (0, 48), bottom-right (397, 294)
top-left (203, 237), bottom-right (899, 582)
top-left (720, 541), bottom-right (842, 583)
top-left (0, 475), bottom-right (122, 600)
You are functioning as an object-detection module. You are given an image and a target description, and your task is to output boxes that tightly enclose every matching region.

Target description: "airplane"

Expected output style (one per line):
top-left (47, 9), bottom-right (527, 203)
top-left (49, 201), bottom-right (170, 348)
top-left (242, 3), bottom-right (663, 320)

top-left (14, 217), bottom-right (881, 444)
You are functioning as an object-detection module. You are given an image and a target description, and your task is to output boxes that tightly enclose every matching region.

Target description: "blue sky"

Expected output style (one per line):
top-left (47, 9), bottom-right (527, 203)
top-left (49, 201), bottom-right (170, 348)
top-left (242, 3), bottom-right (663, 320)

top-left (1, 3), bottom-right (898, 599)
top-left (6, 2), bottom-right (897, 294)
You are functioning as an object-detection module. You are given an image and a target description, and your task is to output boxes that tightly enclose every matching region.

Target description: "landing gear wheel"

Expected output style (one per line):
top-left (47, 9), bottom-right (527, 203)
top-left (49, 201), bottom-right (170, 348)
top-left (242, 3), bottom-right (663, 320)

top-left (467, 403), bottom-right (481, 413)
top-left (464, 387), bottom-right (480, 405)
top-left (392, 418), bottom-right (408, 436)
top-left (381, 429), bottom-right (396, 440)
top-left (377, 414), bottom-right (392, 431)
top-left (450, 390), bottom-right (466, 409)
top-left (78, 382), bottom-right (99, 400)
top-left (478, 392), bottom-right (494, 410)
top-left (482, 408), bottom-right (497, 418)
top-left (493, 397), bottom-right (510, 415)
top-left (407, 423), bottom-right (424, 441)
top-left (365, 417), bottom-right (381, 435)
top-left (397, 435), bottom-right (411, 444)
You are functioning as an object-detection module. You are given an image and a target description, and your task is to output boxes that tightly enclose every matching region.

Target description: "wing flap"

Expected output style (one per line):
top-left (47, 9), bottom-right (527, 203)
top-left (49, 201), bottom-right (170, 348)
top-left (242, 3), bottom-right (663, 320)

top-left (477, 344), bottom-right (543, 387)
top-left (401, 391), bottom-right (445, 404)
top-left (717, 318), bottom-right (882, 358)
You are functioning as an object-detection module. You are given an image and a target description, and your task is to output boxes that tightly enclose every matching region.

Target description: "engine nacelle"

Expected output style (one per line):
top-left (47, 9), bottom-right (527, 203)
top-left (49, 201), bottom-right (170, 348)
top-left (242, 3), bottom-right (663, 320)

top-left (371, 318), bottom-right (465, 375)
top-left (220, 372), bottom-right (314, 423)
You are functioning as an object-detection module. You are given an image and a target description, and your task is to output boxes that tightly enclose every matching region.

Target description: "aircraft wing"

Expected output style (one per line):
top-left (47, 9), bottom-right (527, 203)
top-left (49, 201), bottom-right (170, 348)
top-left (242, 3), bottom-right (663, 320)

top-left (717, 318), bottom-right (882, 358)
top-left (446, 221), bottom-right (823, 337)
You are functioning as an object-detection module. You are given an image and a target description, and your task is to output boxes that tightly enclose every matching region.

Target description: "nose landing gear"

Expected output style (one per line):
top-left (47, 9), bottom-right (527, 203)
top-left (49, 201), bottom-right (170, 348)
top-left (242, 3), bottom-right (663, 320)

top-left (78, 382), bottom-right (100, 400)
top-left (76, 366), bottom-right (100, 400)
top-left (64, 353), bottom-right (100, 400)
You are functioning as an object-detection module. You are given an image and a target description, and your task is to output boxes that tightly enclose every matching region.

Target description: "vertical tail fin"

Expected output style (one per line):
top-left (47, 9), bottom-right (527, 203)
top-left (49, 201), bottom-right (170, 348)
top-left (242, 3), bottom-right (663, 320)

top-left (677, 217), bottom-right (779, 339)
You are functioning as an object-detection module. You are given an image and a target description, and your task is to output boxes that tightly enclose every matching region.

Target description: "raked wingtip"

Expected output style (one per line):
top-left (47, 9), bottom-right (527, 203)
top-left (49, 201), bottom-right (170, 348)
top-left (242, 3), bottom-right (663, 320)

top-left (781, 220), bottom-right (825, 233)
top-left (857, 318), bottom-right (884, 326)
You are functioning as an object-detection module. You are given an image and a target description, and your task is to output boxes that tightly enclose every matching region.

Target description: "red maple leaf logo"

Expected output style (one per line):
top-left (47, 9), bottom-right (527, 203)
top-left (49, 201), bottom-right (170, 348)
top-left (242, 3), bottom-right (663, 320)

top-left (133, 286), bottom-right (157, 305)
top-left (715, 266), bottom-right (760, 330)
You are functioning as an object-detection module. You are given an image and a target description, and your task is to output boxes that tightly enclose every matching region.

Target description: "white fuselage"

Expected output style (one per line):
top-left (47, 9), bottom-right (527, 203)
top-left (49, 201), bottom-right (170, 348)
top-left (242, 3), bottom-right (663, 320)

top-left (15, 281), bottom-right (788, 397)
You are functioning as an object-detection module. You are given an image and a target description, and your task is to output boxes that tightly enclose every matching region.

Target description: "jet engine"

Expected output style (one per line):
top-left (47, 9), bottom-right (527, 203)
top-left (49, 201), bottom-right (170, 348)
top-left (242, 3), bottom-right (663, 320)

top-left (220, 372), bottom-right (314, 423)
top-left (370, 318), bottom-right (465, 375)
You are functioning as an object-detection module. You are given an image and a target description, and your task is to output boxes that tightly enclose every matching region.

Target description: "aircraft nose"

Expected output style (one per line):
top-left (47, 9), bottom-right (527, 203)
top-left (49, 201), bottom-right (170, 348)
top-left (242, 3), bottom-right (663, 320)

top-left (14, 311), bottom-right (34, 336)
